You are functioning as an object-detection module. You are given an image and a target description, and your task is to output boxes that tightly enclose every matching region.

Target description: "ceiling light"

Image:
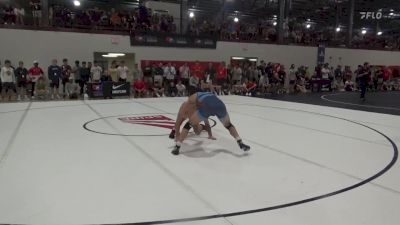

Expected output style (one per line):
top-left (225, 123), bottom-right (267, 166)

top-left (234, 17), bottom-right (239, 23)
top-left (336, 27), bottom-right (341, 32)
top-left (73, 0), bottom-right (81, 6)
top-left (249, 59), bottom-right (258, 62)
top-left (273, 21), bottom-right (277, 26)
top-left (102, 55), bottom-right (117, 58)
top-left (108, 53), bottom-right (125, 56)
top-left (306, 24), bottom-right (311, 29)
top-left (389, 12), bottom-right (394, 16)
top-left (232, 57), bottom-right (245, 60)
top-left (189, 11), bottom-right (194, 18)
top-left (377, 31), bottom-right (383, 36)
top-left (361, 29), bottom-right (367, 34)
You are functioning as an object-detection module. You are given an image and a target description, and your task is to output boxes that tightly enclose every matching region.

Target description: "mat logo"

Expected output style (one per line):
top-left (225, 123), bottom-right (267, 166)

top-left (360, 12), bottom-right (382, 20)
top-left (118, 115), bottom-right (175, 129)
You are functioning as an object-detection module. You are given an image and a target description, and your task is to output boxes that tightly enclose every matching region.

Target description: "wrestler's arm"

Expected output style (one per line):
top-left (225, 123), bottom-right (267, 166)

top-left (204, 119), bottom-right (216, 140)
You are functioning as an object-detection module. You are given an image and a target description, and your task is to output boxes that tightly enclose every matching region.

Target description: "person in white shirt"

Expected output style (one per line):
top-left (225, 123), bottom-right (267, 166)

top-left (1, 60), bottom-right (17, 101)
top-left (176, 80), bottom-right (186, 97)
top-left (117, 60), bottom-right (129, 82)
top-left (179, 63), bottom-right (190, 86)
top-left (90, 61), bottom-right (103, 82)
top-left (163, 62), bottom-right (177, 96)
top-left (232, 64), bottom-right (243, 85)
top-left (14, 6), bottom-right (25, 25)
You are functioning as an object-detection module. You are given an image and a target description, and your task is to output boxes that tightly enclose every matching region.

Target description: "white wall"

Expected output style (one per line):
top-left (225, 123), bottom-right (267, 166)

top-left (1, 28), bottom-right (400, 71)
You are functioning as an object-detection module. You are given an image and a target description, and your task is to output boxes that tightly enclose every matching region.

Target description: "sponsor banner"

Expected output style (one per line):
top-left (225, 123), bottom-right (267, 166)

top-left (87, 82), bottom-right (130, 98)
top-left (130, 32), bottom-right (217, 49)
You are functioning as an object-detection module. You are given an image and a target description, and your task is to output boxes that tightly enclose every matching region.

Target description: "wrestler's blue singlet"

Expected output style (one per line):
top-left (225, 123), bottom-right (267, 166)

top-left (196, 92), bottom-right (228, 121)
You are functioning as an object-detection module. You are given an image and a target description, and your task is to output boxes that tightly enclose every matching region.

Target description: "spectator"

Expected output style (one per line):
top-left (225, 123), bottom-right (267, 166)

top-left (179, 63), bottom-right (190, 86)
top-left (61, 59), bottom-right (72, 97)
top-left (142, 61), bottom-right (153, 85)
top-left (344, 66), bottom-right (353, 83)
top-left (79, 61), bottom-right (90, 95)
top-left (14, 5), bottom-right (25, 25)
top-left (15, 61), bottom-right (28, 100)
top-left (191, 61), bottom-right (204, 80)
top-left (91, 61), bottom-right (103, 82)
top-left (203, 63), bottom-right (216, 91)
top-left (288, 64), bottom-right (296, 93)
top-left (334, 65), bottom-right (343, 91)
top-left (244, 78), bottom-right (257, 96)
top-left (48, 59), bottom-right (62, 99)
top-left (152, 77), bottom-right (165, 97)
top-left (71, 60), bottom-right (83, 95)
top-left (66, 77), bottom-right (79, 99)
top-left (232, 64), bottom-right (243, 85)
top-left (117, 60), bottom-right (129, 82)
top-left (0, 60), bottom-right (16, 101)
top-left (344, 80), bottom-right (355, 91)
top-left (188, 74), bottom-right (200, 95)
top-left (129, 63), bottom-right (141, 81)
top-left (216, 62), bottom-right (228, 86)
top-left (4, 5), bottom-right (16, 25)
top-left (163, 62), bottom-right (176, 96)
top-left (176, 80), bottom-right (186, 97)
top-left (295, 75), bottom-right (307, 93)
top-left (30, 0), bottom-right (42, 26)
top-left (35, 76), bottom-right (48, 100)
top-left (69, 60), bottom-right (80, 96)
top-left (109, 60), bottom-right (119, 82)
top-left (28, 61), bottom-right (44, 98)
top-left (133, 77), bottom-right (146, 98)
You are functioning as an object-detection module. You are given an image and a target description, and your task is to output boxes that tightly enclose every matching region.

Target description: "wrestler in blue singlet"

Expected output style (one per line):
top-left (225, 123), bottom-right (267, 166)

top-left (196, 92), bottom-right (228, 122)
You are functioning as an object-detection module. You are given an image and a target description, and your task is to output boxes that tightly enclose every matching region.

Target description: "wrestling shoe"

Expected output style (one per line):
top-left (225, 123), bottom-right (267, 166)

top-left (238, 140), bottom-right (251, 152)
top-left (171, 145), bottom-right (181, 155)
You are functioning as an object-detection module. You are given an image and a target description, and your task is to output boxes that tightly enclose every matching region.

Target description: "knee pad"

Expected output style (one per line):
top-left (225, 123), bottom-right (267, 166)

top-left (183, 122), bottom-right (192, 130)
top-left (225, 123), bottom-right (234, 130)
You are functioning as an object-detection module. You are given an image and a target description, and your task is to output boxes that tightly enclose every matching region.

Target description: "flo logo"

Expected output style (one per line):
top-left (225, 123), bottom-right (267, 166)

top-left (360, 12), bottom-right (383, 20)
top-left (119, 115), bottom-right (175, 129)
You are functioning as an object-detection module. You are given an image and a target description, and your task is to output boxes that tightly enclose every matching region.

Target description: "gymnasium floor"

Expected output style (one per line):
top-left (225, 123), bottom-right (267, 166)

top-left (0, 95), bottom-right (399, 225)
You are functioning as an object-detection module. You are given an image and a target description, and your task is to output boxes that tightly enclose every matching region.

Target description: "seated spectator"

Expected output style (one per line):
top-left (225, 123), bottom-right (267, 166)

top-left (244, 78), bottom-right (257, 96)
top-left (220, 81), bottom-right (230, 95)
top-left (66, 77), bottom-right (79, 99)
top-left (344, 80), bottom-right (355, 92)
top-left (176, 80), bottom-right (186, 97)
top-left (294, 76), bottom-right (307, 94)
top-left (0, 60), bottom-right (17, 101)
top-left (152, 79), bottom-right (165, 97)
top-left (35, 77), bottom-right (48, 100)
top-left (133, 77), bottom-right (146, 98)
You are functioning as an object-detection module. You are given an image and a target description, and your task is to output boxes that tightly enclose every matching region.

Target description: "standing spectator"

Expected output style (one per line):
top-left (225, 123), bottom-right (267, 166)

top-left (15, 61), bottom-right (28, 100)
top-left (203, 62), bottom-right (216, 91)
top-left (231, 64), bottom-right (243, 85)
top-left (79, 61), bottom-right (90, 95)
top-left (288, 64), bottom-right (296, 93)
top-left (131, 63), bottom-right (142, 83)
top-left (153, 72), bottom-right (165, 97)
top-left (4, 5), bottom-right (16, 25)
top-left (109, 60), bottom-right (119, 82)
top-left (14, 5), bottom-right (25, 25)
top-left (68, 60), bottom-right (79, 96)
top-left (71, 60), bottom-right (82, 93)
top-left (216, 62), bottom-right (228, 86)
top-left (28, 61), bottom-right (44, 98)
top-left (117, 60), bottom-right (129, 82)
top-left (334, 65), bottom-right (343, 91)
top-left (179, 63), bottom-right (190, 86)
top-left (163, 62), bottom-right (176, 96)
top-left (191, 61), bottom-right (204, 80)
top-left (188, 74), bottom-right (200, 95)
top-left (142, 61), bottom-right (153, 85)
top-left (91, 61), bottom-right (103, 82)
top-left (0, 60), bottom-right (16, 101)
top-left (61, 59), bottom-right (72, 95)
top-left (30, 0), bottom-right (42, 26)
top-left (48, 59), bottom-right (62, 99)
top-left (358, 62), bottom-right (371, 101)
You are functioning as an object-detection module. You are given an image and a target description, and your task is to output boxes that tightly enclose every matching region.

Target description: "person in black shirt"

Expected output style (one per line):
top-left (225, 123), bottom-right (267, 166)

top-left (357, 62), bottom-right (370, 101)
top-left (15, 61), bottom-right (28, 100)
top-left (48, 59), bottom-right (62, 99)
top-left (80, 62), bottom-right (90, 95)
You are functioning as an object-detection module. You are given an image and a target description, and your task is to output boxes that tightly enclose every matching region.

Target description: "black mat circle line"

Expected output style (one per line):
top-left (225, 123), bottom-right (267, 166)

top-left (1, 101), bottom-right (397, 225)
top-left (83, 113), bottom-right (218, 137)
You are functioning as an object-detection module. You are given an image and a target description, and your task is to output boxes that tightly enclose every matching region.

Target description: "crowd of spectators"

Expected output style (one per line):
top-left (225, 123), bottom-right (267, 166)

top-left (1, 57), bottom-right (399, 102)
top-left (1, 2), bottom-right (400, 50)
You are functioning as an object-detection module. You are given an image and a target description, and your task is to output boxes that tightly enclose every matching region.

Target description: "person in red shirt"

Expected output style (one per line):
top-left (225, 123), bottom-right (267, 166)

top-left (28, 61), bottom-right (44, 98)
top-left (132, 78), bottom-right (146, 98)
top-left (244, 78), bottom-right (257, 96)
top-left (216, 62), bottom-right (228, 84)
top-left (191, 61), bottom-right (204, 80)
